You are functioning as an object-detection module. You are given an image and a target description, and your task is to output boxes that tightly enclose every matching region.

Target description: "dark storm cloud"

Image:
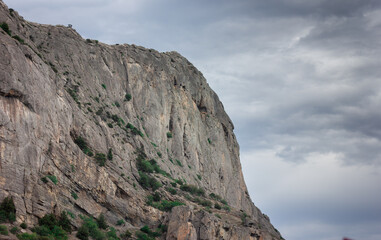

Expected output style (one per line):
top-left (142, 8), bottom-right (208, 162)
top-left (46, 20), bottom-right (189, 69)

top-left (4, 0), bottom-right (381, 239)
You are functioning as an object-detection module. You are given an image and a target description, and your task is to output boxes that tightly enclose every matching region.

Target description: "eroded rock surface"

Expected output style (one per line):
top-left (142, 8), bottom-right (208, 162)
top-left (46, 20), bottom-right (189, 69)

top-left (0, 1), bottom-right (283, 239)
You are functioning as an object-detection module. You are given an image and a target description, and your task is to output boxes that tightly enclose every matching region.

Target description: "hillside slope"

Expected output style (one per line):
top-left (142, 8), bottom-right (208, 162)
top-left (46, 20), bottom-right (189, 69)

top-left (0, 1), bottom-right (282, 239)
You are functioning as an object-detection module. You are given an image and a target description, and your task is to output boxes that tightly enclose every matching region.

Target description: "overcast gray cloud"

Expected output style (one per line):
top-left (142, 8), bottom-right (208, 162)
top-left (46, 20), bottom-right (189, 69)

top-left (5, 0), bottom-right (381, 239)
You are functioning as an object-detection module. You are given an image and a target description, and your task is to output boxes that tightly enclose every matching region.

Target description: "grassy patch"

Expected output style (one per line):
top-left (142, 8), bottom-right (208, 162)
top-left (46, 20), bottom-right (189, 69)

top-left (180, 184), bottom-right (205, 196)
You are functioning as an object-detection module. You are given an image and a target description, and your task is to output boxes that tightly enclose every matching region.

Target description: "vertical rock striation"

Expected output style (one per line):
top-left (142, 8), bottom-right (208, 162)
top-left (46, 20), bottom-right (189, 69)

top-left (0, 1), bottom-right (283, 239)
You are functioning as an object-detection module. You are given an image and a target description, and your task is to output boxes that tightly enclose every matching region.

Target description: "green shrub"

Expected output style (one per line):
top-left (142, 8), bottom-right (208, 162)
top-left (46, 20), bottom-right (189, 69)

top-left (241, 212), bottom-right (248, 224)
top-left (120, 230), bottom-right (132, 239)
top-left (221, 199), bottom-right (228, 205)
top-left (180, 184), bottom-right (205, 196)
top-left (209, 193), bottom-right (222, 201)
top-left (152, 192), bottom-right (161, 202)
top-left (20, 222), bottom-right (27, 229)
top-left (43, 175), bottom-right (58, 185)
top-left (106, 227), bottom-right (118, 239)
top-left (166, 132), bottom-right (172, 138)
top-left (76, 225), bottom-right (89, 240)
top-left (95, 153), bottom-right (107, 166)
top-left (101, 84), bottom-right (106, 89)
top-left (74, 136), bottom-right (93, 156)
top-left (125, 123), bottom-right (144, 137)
top-left (174, 179), bottom-right (183, 186)
top-left (96, 213), bottom-right (108, 230)
top-left (214, 203), bottom-right (221, 210)
top-left (156, 151), bottom-right (162, 158)
top-left (136, 231), bottom-right (154, 240)
top-left (166, 187), bottom-right (177, 195)
top-left (32, 225), bottom-right (51, 236)
top-left (146, 195), bottom-right (184, 212)
top-left (140, 226), bottom-right (151, 235)
top-left (200, 199), bottom-right (212, 207)
top-left (150, 142), bottom-right (157, 147)
top-left (223, 205), bottom-right (231, 212)
top-left (33, 224), bottom-right (68, 240)
top-left (116, 219), bottom-right (125, 226)
top-left (208, 138), bottom-right (211, 144)
top-left (10, 226), bottom-right (20, 234)
top-left (38, 213), bottom-right (58, 229)
top-left (114, 101), bottom-right (120, 108)
top-left (175, 159), bottom-right (182, 167)
top-left (197, 174), bottom-right (202, 180)
top-left (66, 88), bottom-right (80, 105)
top-left (50, 225), bottom-right (68, 240)
top-left (137, 159), bottom-right (154, 173)
top-left (58, 211), bottom-right (72, 233)
top-left (124, 94), bottom-right (131, 102)
top-left (0, 225), bottom-right (8, 235)
top-left (0, 196), bottom-right (16, 223)
top-left (138, 172), bottom-right (162, 191)
top-left (158, 200), bottom-right (184, 212)
top-left (80, 216), bottom-right (105, 240)
top-left (96, 108), bottom-right (103, 116)
top-left (139, 225), bottom-right (161, 238)
top-left (107, 148), bottom-right (113, 160)
top-left (12, 35), bottom-right (24, 44)
top-left (34, 212), bottom-right (71, 239)
top-left (17, 233), bottom-right (38, 240)
top-left (0, 22), bottom-right (11, 36)
top-left (157, 224), bottom-right (167, 233)
top-left (66, 211), bottom-right (75, 219)
top-left (71, 191), bottom-right (78, 200)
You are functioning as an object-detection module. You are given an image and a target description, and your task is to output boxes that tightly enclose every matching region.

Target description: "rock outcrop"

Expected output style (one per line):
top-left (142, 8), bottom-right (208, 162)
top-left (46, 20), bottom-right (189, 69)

top-left (0, 1), bottom-right (283, 239)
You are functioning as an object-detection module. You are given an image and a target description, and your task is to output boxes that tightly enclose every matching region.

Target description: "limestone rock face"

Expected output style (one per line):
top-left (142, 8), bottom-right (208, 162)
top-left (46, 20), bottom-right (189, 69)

top-left (0, 1), bottom-right (282, 239)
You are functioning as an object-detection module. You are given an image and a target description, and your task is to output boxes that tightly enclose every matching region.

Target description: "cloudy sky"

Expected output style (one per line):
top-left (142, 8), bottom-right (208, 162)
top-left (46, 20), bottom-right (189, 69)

top-left (5, 0), bottom-right (381, 239)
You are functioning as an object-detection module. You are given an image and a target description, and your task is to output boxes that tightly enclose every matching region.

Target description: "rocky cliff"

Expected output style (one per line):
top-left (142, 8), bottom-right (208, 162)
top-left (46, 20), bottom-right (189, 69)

top-left (0, 1), bottom-right (283, 239)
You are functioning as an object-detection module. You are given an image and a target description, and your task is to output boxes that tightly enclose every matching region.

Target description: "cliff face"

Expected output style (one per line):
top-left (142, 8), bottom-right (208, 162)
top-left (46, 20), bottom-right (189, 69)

top-left (0, 1), bottom-right (282, 239)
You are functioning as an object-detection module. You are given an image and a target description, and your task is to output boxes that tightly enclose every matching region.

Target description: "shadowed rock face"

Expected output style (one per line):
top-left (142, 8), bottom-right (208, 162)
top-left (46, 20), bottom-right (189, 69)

top-left (0, 1), bottom-right (282, 239)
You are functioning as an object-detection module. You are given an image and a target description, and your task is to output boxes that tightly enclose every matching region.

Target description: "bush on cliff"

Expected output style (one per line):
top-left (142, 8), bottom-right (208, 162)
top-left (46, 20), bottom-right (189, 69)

top-left (0, 196), bottom-right (16, 223)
